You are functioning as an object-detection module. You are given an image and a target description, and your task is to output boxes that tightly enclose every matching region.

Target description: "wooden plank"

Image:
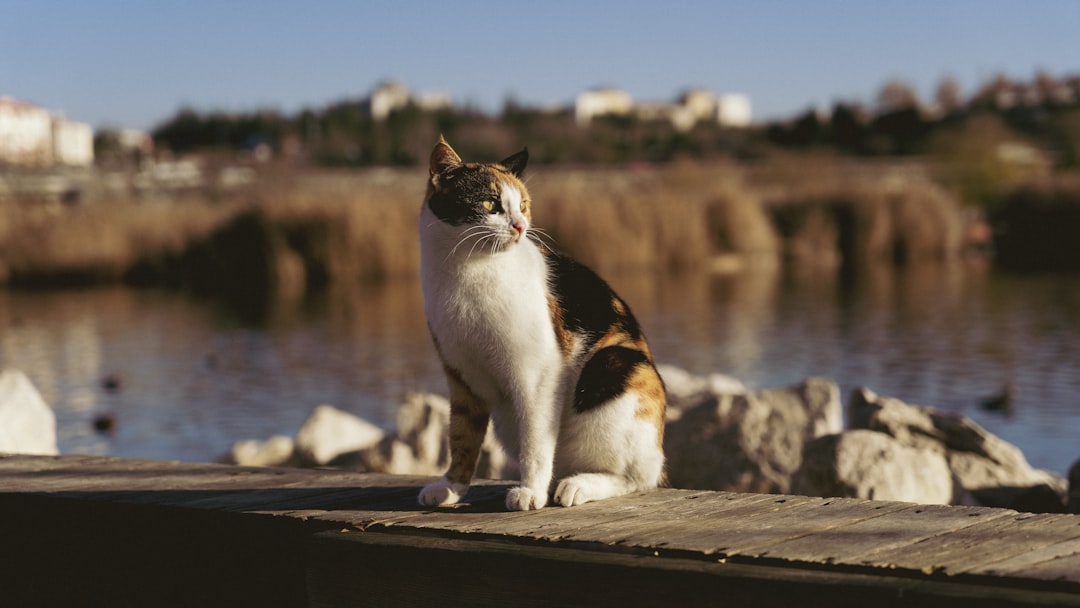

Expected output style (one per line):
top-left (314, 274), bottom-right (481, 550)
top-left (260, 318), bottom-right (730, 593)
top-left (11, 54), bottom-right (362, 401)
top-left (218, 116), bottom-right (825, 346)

top-left (644, 496), bottom-right (911, 558)
top-left (756, 503), bottom-right (1015, 567)
top-left (4, 455), bottom-right (1080, 603)
top-left (971, 536), bottom-right (1080, 583)
top-left (392, 489), bottom-right (720, 539)
top-left (307, 529), bottom-right (1080, 608)
top-left (369, 490), bottom-right (691, 542)
top-left (1009, 553), bottom-right (1080, 585)
top-left (563, 493), bottom-right (811, 551)
top-left (864, 513), bottom-right (1080, 575)
top-left (551, 491), bottom-right (770, 546)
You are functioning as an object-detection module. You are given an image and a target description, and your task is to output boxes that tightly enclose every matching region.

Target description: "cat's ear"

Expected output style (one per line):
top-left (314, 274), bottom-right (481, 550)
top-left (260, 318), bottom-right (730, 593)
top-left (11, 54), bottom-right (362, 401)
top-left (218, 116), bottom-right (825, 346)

top-left (430, 135), bottom-right (463, 178)
top-left (500, 147), bottom-right (528, 178)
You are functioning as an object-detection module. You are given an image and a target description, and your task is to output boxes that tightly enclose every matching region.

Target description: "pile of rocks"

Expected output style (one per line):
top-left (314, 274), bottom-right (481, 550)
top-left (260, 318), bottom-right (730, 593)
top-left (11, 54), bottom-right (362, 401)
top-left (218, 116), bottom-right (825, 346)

top-left (2, 364), bottom-right (1075, 514)
top-left (224, 366), bottom-right (1075, 513)
top-left (224, 393), bottom-right (515, 480)
top-left (792, 388), bottom-right (1068, 512)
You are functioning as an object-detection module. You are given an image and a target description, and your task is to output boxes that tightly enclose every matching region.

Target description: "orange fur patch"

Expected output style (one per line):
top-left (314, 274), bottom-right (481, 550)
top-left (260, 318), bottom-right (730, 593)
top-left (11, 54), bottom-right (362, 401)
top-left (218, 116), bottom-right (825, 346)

top-left (628, 362), bottom-right (667, 448)
top-left (547, 293), bottom-right (574, 356)
top-left (442, 364), bottom-right (491, 486)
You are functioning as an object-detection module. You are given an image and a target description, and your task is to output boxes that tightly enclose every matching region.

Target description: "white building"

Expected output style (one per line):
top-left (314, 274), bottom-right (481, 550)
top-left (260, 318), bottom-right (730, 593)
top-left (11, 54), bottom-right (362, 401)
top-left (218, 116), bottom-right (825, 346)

top-left (575, 87), bottom-right (634, 126)
top-left (366, 81), bottom-right (452, 121)
top-left (368, 81), bottom-right (411, 121)
top-left (52, 117), bottom-right (94, 166)
top-left (0, 96), bottom-right (53, 165)
top-left (716, 94), bottom-right (752, 128)
top-left (0, 96), bottom-right (94, 167)
top-left (574, 87), bottom-right (752, 130)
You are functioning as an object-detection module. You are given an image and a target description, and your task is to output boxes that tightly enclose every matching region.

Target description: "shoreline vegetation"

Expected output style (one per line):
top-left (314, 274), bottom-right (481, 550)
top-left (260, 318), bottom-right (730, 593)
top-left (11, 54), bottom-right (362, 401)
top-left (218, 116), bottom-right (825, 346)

top-left (5, 71), bottom-right (1080, 294)
top-left (2, 157), bottom-right (1078, 303)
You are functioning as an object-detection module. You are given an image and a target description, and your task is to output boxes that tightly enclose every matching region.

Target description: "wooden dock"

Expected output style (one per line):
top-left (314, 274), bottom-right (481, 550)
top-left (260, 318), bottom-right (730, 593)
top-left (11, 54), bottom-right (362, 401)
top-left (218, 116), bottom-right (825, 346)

top-left (1, 454), bottom-right (1078, 607)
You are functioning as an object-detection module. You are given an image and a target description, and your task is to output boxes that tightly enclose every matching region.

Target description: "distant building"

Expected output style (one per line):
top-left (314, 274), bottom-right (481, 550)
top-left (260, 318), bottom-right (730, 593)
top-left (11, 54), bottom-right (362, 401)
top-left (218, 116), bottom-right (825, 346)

top-left (575, 87), bottom-right (634, 126)
top-left (678, 89), bottom-right (719, 123)
top-left (716, 94), bottom-right (752, 128)
top-left (0, 96), bottom-right (94, 167)
top-left (52, 117), bottom-right (94, 166)
top-left (414, 91), bottom-right (451, 113)
top-left (574, 87), bottom-right (752, 130)
top-left (368, 81), bottom-right (411, 121)
top-left (365, 81), bottom-right (451, 121)
top-left (0, 97), bottom-right (53, 165)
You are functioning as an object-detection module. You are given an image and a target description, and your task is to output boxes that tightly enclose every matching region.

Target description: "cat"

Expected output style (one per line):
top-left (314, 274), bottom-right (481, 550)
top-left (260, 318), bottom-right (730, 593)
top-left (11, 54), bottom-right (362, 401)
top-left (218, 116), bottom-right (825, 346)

top-left (417, 137), bottom-right (666, 511)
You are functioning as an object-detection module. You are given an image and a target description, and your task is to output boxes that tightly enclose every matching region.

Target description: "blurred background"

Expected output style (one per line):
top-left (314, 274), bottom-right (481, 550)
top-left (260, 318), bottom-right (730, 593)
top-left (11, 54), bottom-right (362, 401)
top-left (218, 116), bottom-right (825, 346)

top-left (1, 1), bottom-right (1078, 474)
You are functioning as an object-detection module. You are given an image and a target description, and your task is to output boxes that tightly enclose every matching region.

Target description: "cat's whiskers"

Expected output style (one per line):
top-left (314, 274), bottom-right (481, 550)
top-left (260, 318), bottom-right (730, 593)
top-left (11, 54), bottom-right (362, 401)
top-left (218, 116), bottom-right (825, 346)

top-left (526, 228), bottom-right (557, 254)
top-left (447, 226), bottom-right (492, 260)
top-left (466, 231), bottom-right (500, 260)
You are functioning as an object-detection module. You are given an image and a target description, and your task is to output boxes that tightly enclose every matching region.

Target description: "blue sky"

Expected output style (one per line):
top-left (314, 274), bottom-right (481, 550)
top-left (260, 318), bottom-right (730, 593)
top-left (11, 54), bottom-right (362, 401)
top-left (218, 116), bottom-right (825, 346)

top-left (3, 1), bottom-right (1078, 130)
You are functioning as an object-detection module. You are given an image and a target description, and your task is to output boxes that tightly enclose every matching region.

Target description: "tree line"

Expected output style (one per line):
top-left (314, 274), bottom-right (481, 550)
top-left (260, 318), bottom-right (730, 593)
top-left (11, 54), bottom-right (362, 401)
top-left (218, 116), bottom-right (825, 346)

top-left (95, 72), bottom-right (1080, 173)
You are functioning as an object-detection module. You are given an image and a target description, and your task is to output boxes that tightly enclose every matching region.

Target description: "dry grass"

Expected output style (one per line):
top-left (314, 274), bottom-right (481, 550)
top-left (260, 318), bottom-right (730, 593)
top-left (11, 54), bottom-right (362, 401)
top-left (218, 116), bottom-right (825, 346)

top-left (0, 198), bottom-right (234, 285)
top-left (0, 158), bottom-right (969, 290)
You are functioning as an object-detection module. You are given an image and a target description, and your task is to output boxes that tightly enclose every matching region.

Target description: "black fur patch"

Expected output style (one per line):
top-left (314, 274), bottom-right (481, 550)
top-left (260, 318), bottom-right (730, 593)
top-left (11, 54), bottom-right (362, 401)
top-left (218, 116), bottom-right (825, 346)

top-left (428, 165), bottom-right (503, 226)
top-left (546, 252), bottom-right (642, 348)
top-left (573, 346), bottom-right (650, 413)
top-left (499, 148), bottom-right (528, 177)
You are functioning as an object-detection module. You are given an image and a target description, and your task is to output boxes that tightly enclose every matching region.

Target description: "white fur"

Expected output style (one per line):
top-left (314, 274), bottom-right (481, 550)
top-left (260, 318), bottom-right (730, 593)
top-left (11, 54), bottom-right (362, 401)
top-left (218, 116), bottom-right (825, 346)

top-left (419, 185), bottom-right (662, 511)
top-left (418, 476), bottom-right (468, 507)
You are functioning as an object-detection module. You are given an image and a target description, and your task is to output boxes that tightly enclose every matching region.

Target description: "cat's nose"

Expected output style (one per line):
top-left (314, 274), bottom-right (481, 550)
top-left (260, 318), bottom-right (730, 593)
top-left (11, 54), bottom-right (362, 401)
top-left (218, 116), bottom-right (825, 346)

top-left (511, 219), bottom-right (527, 238)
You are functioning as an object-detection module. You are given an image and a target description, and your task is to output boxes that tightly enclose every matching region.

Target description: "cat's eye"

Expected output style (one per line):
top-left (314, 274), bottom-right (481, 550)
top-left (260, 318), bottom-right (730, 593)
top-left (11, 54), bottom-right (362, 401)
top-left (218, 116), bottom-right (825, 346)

top-left (481, 200), bottom-right (496, 212)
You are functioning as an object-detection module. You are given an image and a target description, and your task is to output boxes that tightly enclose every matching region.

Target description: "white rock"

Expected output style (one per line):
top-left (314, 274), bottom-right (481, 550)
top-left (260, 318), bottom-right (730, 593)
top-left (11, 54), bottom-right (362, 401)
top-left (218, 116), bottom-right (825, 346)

top-left (793, 430), bottom-right (956, 504)
top-left (665, 377), bottom-right (841, 493)
top-left (849, 387), bottom-right (1067, 511)
top-left (224, 435), bottom-right (295, 467)
top-left (327, 392), bottom-right (516, 479)
top-left (294, 404), bottom-right (385, 466)
top-left (658, 364), bottom-right (747, 421)
top-left (0, 369), bottom-right (58, 455)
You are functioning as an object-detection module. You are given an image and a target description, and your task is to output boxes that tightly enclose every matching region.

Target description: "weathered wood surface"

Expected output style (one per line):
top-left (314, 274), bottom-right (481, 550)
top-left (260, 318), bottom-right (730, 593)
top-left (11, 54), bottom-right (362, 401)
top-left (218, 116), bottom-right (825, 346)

top-left (2, 454), bottom-right (1078, 607)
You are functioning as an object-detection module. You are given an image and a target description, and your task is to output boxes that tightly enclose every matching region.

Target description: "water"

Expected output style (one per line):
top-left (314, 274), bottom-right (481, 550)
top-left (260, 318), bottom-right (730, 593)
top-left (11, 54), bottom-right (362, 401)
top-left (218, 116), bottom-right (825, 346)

top-left (1, 262), bottom-right (1078, 475)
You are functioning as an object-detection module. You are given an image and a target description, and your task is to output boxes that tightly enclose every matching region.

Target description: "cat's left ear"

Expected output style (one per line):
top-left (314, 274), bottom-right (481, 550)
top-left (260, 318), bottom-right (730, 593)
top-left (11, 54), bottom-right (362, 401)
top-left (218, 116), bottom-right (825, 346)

top-left (500, 147), bottom-right (528, 178)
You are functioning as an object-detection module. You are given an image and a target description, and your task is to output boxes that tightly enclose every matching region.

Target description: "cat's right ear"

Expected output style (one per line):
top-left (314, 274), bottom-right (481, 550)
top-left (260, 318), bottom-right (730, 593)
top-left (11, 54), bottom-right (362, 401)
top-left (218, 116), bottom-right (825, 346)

top-left (430, 136), bottom-right (463, 186)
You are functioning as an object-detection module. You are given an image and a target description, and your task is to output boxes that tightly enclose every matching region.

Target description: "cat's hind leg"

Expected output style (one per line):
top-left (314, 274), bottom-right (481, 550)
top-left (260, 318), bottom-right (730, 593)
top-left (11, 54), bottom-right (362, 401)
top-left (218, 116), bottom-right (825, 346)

top-left (554, 472), bottom-right (634, 507)
top-left (553, 347), bottom-right (666, 508)
top-left (552, 412), bottom-right (665, 507)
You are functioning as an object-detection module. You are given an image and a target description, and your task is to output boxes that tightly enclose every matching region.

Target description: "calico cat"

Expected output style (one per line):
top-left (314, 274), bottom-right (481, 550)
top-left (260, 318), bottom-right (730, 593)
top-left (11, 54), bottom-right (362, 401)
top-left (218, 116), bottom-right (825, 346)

top-left (418, 137), bottom-right (666, 511)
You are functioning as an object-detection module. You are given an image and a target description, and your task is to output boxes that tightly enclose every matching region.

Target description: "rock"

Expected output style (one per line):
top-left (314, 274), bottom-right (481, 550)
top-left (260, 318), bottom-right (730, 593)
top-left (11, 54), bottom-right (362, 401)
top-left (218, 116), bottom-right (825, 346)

top-left (665, 377), bottom-right (841, 493)
top-left (0, 369), bottom-right (59, 456)
top-left (658, 364), bottom-right (746, 420)
top-left (329, 393), bottom-right (516, 480)
top-left (394, 392), bottom-right (452, 472)
top-left (1068, 458), bottom-right (1080, 515)
top-left (849, 387), bottom-right (1067, 512)
top-left (224, 435), bottom-right (296, 467)
top-left (792, 430), bottom-right (956, 504)
top-left (334, 393), bottom-right (451, 476)
top-left (294, 404), bottom-right (385, 466)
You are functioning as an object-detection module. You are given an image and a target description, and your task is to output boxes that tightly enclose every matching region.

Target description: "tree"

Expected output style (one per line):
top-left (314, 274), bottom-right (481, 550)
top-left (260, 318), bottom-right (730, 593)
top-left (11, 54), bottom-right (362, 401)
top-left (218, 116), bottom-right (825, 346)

top-left (934, 76), bottom-right (964, 116)
top-left (876, 80), bottom-right (920, 114)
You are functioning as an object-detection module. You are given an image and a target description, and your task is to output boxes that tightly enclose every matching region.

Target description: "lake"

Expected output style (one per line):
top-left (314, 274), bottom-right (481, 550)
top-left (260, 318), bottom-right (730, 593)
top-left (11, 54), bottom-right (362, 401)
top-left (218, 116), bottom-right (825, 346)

top-left (1, 260), bottom-right (1077, 476)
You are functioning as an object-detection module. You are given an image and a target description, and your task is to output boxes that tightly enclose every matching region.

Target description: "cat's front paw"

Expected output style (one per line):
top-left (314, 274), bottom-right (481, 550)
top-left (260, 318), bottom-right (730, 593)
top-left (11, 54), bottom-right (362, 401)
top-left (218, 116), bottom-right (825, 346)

top-left (505, 485), bottom-right (547, 511)
top-left (418, 476), bottom-right (468, 507)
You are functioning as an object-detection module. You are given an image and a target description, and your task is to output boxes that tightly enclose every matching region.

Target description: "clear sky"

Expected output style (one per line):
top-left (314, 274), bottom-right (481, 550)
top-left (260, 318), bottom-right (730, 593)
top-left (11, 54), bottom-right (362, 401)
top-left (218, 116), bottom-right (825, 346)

top-left (2, 0), bottom-right (1078, 130)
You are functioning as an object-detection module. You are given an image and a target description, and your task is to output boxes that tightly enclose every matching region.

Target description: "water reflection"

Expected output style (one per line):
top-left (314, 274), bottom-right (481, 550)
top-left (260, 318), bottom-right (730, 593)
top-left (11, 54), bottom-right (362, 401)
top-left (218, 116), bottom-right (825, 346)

top-left (0, 263), bottom-right (1077, 474)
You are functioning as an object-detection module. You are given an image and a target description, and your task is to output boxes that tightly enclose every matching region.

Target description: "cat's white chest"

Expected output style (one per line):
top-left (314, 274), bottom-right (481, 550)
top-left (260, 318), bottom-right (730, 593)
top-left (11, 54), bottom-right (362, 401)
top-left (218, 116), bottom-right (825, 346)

top-left (420, 216), bottom-right (559, 403)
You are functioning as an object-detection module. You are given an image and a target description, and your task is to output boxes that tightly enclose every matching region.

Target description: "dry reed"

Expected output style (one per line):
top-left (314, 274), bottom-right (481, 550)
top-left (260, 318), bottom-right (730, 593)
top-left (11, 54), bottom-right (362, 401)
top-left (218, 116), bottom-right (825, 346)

top-left (0, 159), bottom-right (969, 291)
